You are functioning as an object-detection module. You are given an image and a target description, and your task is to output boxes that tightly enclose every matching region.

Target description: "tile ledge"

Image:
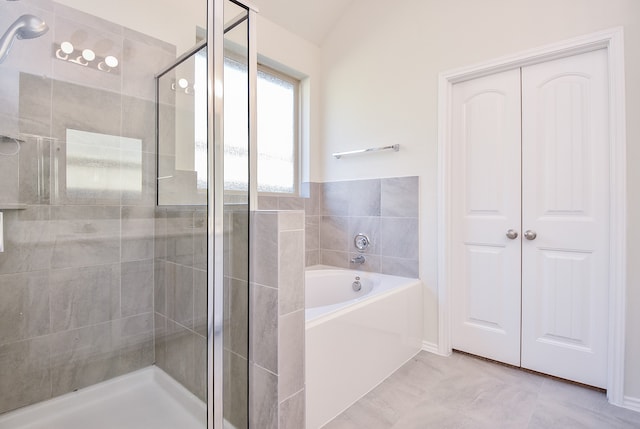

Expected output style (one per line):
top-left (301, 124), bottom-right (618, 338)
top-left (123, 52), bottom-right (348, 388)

top-left (0, 203), bottom-right (27, 210)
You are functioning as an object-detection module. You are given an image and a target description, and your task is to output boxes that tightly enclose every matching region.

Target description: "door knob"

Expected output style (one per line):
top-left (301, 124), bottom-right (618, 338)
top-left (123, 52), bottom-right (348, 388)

top-left (506, 229), bottom-right (518, 240)
top-left (524, 230), bottom-right (537, 240)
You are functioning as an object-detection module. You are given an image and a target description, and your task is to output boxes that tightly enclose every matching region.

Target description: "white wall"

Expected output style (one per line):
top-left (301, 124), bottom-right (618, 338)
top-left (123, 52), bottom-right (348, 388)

top-left (319, 0), bottom-right (640, 398)
top-left (55, 0), bottom-right (205, 55)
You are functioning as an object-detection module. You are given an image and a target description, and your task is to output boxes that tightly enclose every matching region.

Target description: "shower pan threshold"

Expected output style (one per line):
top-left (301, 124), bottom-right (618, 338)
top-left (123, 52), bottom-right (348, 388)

top-left (0, 366), bottom-right (206, 429)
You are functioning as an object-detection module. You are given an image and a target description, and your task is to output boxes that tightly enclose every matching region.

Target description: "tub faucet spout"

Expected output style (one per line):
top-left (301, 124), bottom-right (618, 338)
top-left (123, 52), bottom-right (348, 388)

top-left (351, 254), bottom-right (366, 264)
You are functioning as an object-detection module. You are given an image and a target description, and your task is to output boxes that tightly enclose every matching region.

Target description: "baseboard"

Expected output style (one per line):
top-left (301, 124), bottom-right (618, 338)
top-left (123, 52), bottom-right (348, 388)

top-left (421, 340), bottom-right (438, 353)
top-left (622, 395), bottom-right (640, 413)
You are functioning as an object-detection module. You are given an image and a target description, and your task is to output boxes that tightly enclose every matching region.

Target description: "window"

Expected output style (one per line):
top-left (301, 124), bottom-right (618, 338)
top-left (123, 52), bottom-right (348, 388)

top-left (256, 65), bottom-right (299, 194)
top-left (66, 129), bottom-right (142, 198)
top-left (220, 57), bottom-right (299, 194)
top-left (222, 56), bottom-right (250, 192)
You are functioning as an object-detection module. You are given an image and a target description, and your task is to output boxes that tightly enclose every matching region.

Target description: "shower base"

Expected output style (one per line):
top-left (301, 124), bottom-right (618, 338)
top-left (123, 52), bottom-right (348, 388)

top-left (0, 366), bottom-right (206, 429)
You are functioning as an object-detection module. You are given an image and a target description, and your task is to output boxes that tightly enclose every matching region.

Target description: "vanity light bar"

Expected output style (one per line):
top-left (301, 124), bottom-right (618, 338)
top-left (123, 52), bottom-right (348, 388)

top-left (53, 42), bottom-right (120, 74)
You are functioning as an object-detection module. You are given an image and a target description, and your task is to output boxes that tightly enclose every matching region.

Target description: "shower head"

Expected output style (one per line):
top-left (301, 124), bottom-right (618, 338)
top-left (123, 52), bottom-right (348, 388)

top-left (0, 14), bottom-right (49, 64)
top-left (14, 15), bottom-right (49, 39)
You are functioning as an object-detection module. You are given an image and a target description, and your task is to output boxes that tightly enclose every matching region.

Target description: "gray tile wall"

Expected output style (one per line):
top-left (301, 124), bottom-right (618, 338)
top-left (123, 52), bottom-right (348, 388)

top-left (249, 210), bottom-right (305, 429)
top-left (154, 201), bottom-right (251, 424)
top-left (258, 177), bottom-right (419, 278)
top-left (153, 206), bottom-right (208, 402)
top-left (0, 1), bottom-right (175, 414)
top-left (224, 205), bottom-right (250, 428)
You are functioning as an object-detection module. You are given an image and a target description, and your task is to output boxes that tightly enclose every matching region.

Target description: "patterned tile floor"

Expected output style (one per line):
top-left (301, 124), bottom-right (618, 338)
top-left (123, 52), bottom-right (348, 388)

top-left (323, 351), bottom-right (640, 429)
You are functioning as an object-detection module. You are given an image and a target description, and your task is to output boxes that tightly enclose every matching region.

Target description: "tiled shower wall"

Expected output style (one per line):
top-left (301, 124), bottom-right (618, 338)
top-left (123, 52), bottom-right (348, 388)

top-left (223, 206), bottom-right (250, 428)
top-left (250, 210), bottom-right (305, 429)
top-left (0, 2), bottom-right (174, 414)
top-left (153, 207), bottom-right (208, 402)
top-left (259, 176), bottom-right (419, 278)
top-left (152, 203), bottom-right (251, 412)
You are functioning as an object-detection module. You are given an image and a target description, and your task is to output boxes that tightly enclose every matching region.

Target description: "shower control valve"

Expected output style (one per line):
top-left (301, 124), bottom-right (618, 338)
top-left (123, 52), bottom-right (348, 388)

top-left (354, 233), bottom-right (370, 252)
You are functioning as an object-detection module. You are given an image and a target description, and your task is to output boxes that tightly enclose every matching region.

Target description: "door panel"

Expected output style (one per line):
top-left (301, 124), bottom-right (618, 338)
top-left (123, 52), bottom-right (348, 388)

top-left (451, 69), bottom-right (522, 366)
top-left (521, 49), bottom-right (609, 388)
top-left (538, 249), bottom-right (593, 348)
top-left (465, 245), bottom-right (509, 332)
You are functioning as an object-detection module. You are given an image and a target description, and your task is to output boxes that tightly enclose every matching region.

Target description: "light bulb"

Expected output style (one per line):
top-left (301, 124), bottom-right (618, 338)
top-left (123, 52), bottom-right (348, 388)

top-left (82, 49), bottom-right (96, 62)
top-left (60, 41), bottom-right (74, 55)
top-left (178, 78), bottom-right (189, 89)
top-left (104, 55), bottom-right (118, 68)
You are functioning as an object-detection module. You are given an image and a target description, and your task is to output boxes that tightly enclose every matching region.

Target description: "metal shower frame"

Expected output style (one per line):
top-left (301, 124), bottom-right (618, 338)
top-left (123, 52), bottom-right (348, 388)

top-left (207, 0), bottom-right (258, 428)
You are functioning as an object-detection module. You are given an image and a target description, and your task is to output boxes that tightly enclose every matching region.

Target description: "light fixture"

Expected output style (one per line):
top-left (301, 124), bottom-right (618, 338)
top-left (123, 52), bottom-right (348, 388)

top-left (81, 48), bottom-right (95, 62)
top-left (53, 42), bottom-right (119, 74)
top-left (170, 78), bottom-right (195, 95)
top-left (104, 55), bottom-right (118, 68)
top-left (60, 41), bottom-right (74, 55)
top-left (98, 55), bottom-right (119, 72)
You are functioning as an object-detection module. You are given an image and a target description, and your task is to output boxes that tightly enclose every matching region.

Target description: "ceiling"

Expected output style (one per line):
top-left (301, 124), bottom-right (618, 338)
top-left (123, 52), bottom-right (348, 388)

top-left (251, 0), bottom-right (355, 45)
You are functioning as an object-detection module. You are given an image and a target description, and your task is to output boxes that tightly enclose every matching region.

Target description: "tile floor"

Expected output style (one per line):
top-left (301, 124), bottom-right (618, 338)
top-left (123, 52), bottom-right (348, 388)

top-left (323, 351), bottom-right (640, 429)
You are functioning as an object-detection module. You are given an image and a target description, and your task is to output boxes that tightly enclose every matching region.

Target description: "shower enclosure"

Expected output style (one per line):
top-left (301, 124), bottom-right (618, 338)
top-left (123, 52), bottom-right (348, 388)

top-left (0, 0), bottom-right (254, 428)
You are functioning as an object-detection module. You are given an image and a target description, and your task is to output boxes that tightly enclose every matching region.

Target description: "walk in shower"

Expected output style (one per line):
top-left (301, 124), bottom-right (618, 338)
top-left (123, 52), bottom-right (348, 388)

top-left (0, 0), bottom-right (253, 427)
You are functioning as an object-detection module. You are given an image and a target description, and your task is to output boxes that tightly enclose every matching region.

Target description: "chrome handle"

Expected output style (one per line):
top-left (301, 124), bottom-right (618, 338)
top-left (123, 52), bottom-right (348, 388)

top-left (354, 233), bottom-right (370, 251)
top-left (506, 229), bottom-right (518, 240)
top-left (524, 230), bottom-right (537, 240)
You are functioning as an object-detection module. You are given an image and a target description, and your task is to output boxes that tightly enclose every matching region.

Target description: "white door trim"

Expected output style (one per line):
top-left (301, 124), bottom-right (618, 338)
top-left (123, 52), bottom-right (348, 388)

top-left (437, 27), bottom-right (627, 404)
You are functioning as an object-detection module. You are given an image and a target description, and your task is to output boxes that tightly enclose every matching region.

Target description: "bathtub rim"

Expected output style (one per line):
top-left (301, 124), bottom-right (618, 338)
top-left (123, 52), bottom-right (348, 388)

top-left (305, 268), bottom-right (377, 309)
top-left (305, 265), bottom-right (421, 327)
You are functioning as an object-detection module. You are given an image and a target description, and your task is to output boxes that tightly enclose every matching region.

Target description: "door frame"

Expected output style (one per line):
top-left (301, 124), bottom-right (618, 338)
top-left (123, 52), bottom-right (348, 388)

top-left (437, 28), bottom-right (627, 404)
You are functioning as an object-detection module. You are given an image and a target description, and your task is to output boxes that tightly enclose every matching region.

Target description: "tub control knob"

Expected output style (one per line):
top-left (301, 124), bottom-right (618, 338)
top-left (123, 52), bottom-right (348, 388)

top-left (352, 277), bottom-right (362, 292)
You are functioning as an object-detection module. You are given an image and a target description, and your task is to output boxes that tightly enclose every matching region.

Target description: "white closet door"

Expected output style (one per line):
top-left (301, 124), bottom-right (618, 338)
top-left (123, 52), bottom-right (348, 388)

top-left (451, 69), bottom-right (522, 366)
top-left (520, 49), bottom-right (610, 388)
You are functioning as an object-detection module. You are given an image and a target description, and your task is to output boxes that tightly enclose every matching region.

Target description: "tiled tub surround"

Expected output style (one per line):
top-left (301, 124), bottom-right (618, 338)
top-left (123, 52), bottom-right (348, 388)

top-left (0, 1), bottom-right (175, 415)
top-left (250, 211), bottom-right (306, 429)
top-left (258, 177), bottom-right (419, 278)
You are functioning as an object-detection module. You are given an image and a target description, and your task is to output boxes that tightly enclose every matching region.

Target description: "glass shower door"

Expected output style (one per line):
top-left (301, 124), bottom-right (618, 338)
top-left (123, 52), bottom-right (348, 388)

top-left (156, 1), bottom-right (252, 427)
top-left (0, 0), bottom-right (253, 428)
top-left (0, 2), bottom-right (210, 426)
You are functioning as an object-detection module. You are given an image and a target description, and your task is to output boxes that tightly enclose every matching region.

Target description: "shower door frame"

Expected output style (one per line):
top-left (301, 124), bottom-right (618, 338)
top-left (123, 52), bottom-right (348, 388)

top-left (207, 1), bottom-right (258, 428)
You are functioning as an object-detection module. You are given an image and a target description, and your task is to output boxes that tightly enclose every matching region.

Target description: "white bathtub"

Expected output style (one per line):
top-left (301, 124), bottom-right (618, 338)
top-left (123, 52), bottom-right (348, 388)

top-left (305, 266), bottom-right (422, 429)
